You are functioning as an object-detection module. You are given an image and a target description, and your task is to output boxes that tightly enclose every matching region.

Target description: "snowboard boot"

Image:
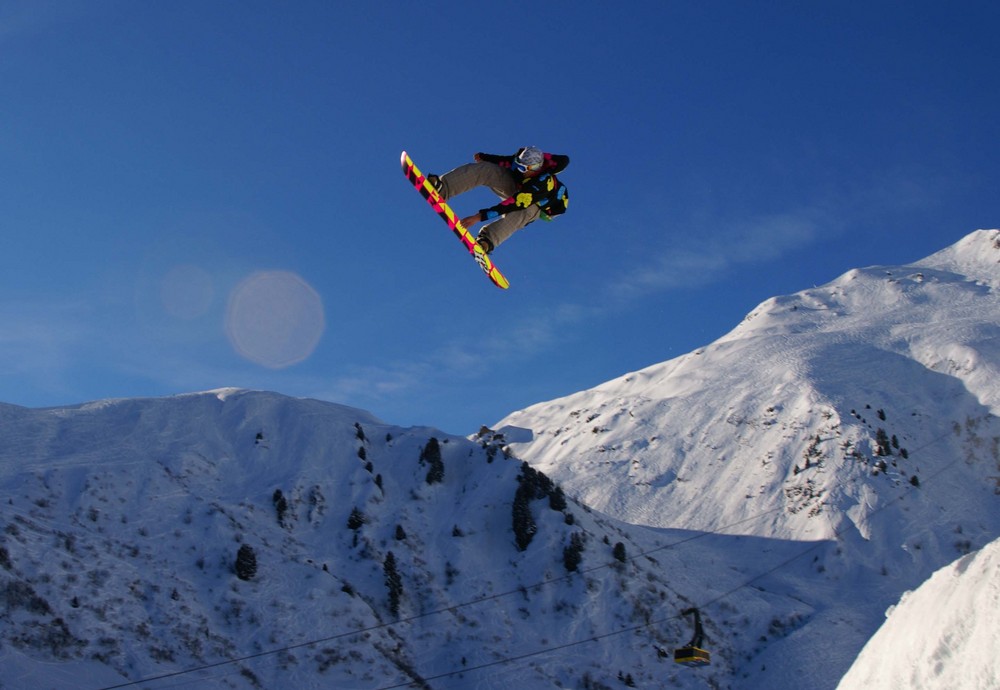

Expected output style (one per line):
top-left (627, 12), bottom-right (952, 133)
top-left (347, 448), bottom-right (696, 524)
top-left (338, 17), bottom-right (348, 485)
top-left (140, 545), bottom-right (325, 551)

top-left (426, 174), bottom-right (444, 195)
top-left (475, 234), bottom-right (494, 255)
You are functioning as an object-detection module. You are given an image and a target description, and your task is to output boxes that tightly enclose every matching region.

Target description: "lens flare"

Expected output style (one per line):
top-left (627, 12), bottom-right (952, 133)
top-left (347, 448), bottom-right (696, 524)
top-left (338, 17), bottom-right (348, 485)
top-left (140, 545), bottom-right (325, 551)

top-left (225, 270), bottom-right (325, 369)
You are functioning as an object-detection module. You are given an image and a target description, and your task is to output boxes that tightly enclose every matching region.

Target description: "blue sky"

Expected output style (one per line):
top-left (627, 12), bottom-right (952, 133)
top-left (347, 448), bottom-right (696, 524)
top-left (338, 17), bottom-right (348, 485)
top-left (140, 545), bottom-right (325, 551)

top-left (2, 1), bottom-right (998, 434)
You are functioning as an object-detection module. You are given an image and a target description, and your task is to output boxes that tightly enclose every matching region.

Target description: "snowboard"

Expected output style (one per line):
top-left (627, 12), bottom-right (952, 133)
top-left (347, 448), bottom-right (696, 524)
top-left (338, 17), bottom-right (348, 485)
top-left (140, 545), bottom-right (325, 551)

top-left (400, 151), bottom-right (510, 289)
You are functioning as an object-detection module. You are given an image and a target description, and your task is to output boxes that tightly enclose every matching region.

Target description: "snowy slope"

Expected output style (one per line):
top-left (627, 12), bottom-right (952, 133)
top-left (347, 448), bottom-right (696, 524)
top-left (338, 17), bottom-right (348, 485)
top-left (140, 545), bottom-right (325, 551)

top-left (498, 228), bottom-right (1000, 546)
top-left (837, 537), bottom-right (1000, 690)
top-left (0, 389), bottom-right (821, 690)
top-left (494, 228), bottom-right (1000, 688)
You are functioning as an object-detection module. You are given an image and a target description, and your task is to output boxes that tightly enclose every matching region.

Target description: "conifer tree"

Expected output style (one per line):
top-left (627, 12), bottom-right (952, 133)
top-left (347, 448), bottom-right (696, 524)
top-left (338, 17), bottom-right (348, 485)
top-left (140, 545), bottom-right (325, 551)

top-left (563, 532), bottom-right (585, 572)
top-left (549, 485), bottom-right (567, 511)
top-left (272, 489), bottom-right (289, 528)
top-left (384, 551), bottom-right (403, 615)
top-left (512, 482), bottom-right (537, 551)
top-left (875, 428), bottom-right (892, 456)
top-left (235, 544), bottom-right (257, 581)
top-left (347, 507), bottom-right (365, 531)
top-left (347, 507), bottom-right (366, 547)
top-left (421, 438), bottom-right (445, 485)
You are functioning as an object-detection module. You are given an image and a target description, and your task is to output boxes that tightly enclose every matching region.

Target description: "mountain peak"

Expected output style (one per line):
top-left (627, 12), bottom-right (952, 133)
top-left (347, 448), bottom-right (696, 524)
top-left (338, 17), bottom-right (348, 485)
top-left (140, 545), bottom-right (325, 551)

top-left (915, 228), bottom-right (1000, 285)
top-left (2, 391), bottom-right (774, 689)
top-left (498, 227), bottom-right (1000, 547)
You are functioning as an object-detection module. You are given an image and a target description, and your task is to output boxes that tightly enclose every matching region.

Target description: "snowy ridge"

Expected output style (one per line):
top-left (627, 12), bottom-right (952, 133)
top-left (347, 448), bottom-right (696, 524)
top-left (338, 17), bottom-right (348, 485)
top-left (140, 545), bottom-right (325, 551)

top-left (498, 230), bottom-right (1000, 541)
top-left (0, 389), bottom-right (823, 689)
top-left (837, 537), bottom-right (1000, 690)
top-left (493, 229), bottom-right (1000, 686)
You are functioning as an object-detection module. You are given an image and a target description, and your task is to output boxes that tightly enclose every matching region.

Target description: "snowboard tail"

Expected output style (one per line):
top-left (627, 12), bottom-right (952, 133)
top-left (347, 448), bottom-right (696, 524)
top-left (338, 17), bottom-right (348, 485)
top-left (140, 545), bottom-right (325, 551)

top-left (400, 151), bottom-right (509, 289)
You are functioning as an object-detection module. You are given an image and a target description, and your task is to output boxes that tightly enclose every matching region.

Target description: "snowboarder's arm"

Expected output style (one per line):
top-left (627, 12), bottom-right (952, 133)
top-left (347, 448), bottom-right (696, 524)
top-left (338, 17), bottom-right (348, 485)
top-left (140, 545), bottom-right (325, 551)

top-left (544, 153), bottom-right (570, 173)
top-left (475, 152), bottom-right (514, 168)
top-left (478, 173), bottom-right (565, 220)
top-left (479, 189), bottom-right (540, 221)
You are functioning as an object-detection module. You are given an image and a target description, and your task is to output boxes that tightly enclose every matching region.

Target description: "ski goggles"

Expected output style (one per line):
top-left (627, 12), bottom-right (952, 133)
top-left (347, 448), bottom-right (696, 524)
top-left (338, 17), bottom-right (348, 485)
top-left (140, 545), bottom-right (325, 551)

top-left (514, 159), bottom-right (542, 174)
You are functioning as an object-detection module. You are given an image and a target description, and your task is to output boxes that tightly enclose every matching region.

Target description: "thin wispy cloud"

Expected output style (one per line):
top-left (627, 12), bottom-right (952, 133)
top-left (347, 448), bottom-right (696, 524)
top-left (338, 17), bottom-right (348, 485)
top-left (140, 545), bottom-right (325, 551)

top-left (311, 210), bottom-right (829, 415)
top-left (608, 209), bottom-right (826, 302)
top-left (0, 299), bottom-right (97, 402)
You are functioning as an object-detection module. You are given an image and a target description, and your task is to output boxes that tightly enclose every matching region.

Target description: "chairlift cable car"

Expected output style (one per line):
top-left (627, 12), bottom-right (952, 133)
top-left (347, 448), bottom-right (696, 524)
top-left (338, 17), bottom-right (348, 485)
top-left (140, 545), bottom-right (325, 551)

top-left (674, 607), bottom-right (711, 666)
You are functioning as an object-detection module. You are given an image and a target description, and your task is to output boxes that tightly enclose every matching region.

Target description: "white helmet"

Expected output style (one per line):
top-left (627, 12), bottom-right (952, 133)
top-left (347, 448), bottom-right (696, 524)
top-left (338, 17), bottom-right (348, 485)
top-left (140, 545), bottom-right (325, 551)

top-left (514, 146), bottom-right (544, 173)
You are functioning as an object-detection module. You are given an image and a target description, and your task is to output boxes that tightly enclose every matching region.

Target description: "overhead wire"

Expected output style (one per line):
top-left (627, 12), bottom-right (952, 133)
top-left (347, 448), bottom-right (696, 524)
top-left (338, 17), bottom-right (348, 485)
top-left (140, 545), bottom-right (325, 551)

top-left (91, 500), bottom-right (786, 689)
top-left (83, 422), bottom-right (966, 689)
top-left (370, 426), bottom-right (965, 689)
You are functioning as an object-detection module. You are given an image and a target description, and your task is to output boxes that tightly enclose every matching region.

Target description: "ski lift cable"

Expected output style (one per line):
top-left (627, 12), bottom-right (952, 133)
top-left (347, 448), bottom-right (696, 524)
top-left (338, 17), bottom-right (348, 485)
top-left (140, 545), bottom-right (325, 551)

top-left (704, 427), bottom-right (962, 609)
top-left (90, 503), bottom-right (785, 690)
top-left (370, 427), bottom-right (966, 689)
top-left (92, 426), bottom-right (960, 689)
top-left (372, 427), bottom-right (966, 687)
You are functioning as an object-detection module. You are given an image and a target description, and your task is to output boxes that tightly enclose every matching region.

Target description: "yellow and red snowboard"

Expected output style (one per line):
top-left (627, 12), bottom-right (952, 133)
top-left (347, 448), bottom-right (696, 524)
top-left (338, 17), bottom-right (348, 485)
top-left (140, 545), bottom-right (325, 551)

top-left (400, 151), bottom-right (509, 290)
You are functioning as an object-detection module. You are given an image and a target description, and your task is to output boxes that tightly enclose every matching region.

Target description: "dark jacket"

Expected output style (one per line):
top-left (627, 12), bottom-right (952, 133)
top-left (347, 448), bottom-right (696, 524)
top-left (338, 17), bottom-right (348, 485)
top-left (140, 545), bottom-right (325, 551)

top-left (476, 150), bottom-right (570, 221)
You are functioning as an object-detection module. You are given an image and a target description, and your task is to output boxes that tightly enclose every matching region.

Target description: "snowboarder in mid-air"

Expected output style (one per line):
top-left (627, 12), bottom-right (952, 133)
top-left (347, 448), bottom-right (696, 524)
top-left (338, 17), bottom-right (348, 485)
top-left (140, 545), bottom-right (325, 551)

top-left (426, 146), bottom-right (570, 254)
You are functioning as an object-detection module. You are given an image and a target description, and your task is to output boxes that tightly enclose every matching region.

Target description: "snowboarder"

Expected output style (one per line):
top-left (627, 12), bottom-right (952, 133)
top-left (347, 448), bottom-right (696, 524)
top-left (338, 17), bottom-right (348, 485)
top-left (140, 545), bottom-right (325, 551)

top-left (426, 146), bottom-right (570, 254)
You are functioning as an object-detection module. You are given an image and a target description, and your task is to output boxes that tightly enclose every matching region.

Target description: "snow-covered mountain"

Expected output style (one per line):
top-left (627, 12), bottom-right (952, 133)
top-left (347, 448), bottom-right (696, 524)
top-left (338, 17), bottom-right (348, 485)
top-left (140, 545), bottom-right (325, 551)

top-left (837, 536), bottom-right (1000, 690)
top-left (0, 389), bottom-right (821, 690)
top-left (1, 230), bottom-right (997, 689)
top-left (492, 228), bottom-right (1000, 688)
top-left (499, 228), bottom-right (999, 556)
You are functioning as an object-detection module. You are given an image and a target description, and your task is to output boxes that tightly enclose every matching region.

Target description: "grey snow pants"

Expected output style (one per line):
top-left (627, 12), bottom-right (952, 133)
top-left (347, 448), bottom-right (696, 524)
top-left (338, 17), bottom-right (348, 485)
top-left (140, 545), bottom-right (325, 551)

top-left (437, 162), bottom-right (542, 249)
